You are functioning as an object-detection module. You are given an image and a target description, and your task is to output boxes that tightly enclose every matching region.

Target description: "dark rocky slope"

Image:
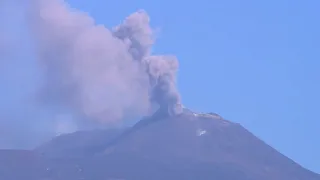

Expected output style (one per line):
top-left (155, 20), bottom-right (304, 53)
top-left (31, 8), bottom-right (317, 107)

top-left (1, 109), bottom-right (319, 180)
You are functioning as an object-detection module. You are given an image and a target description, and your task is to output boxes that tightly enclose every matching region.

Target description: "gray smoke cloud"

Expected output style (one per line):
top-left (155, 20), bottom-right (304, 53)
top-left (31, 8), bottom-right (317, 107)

top-left (27, 0), bottom-right (181, 123)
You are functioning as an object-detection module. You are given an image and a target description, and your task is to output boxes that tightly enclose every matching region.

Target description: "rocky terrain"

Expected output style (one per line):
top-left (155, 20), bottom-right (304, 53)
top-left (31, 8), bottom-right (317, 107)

top-left (0, 108), bottom-right (319, 180)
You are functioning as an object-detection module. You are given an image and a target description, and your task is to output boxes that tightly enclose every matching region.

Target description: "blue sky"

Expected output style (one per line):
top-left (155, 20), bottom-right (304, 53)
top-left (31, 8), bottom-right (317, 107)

top-left (1, 0), bottom-right (319, 173)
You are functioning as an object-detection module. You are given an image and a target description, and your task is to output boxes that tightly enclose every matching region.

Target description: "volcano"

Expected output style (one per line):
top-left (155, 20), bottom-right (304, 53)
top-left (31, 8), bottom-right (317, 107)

top-left (1, 108), bottom-right (319, 180)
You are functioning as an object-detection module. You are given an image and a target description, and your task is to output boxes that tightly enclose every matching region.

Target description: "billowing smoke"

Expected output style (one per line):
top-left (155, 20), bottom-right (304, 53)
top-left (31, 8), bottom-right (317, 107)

top-left (27, 0), bottom-right (182, 123)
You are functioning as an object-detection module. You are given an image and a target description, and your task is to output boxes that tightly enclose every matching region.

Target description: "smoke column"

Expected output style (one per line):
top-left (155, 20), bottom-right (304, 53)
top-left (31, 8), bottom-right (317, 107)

top-left (27, 0), bottom-right (182, 123)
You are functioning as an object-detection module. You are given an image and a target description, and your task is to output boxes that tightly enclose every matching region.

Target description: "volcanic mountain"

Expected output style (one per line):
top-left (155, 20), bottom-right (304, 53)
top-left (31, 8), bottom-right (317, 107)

top-left (1, 108), bottom-right (319, 180)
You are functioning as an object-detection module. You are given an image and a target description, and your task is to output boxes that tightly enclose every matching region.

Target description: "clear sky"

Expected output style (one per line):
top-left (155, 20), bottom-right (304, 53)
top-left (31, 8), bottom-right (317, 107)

top-left (1, 0), bottom-right (319, 173)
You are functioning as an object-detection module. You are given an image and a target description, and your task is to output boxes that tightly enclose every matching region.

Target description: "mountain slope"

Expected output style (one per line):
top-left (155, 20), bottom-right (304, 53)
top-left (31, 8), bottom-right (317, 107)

top-left (96, 110), bottom-right (319, 180)
top-left (0, 109), bottom-right (319, 180)
top-left (36, 128), bottom-right (124, 158)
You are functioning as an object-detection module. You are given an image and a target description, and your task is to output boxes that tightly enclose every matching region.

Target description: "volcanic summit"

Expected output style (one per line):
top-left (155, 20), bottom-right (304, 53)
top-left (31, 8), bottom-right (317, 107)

top-left (5, 109), bottom-right (315, 180)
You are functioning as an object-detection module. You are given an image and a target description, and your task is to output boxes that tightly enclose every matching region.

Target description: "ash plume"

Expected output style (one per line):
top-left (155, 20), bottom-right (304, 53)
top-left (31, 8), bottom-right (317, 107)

top-left (27, 0), bottom-right (182, 123)
top-left (112, 10), bottom-right (181, 115)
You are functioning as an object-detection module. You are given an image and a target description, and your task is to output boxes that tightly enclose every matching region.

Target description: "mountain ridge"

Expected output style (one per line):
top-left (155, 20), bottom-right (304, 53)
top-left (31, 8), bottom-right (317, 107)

top-left (1, 109), bottom-right (319, 180)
